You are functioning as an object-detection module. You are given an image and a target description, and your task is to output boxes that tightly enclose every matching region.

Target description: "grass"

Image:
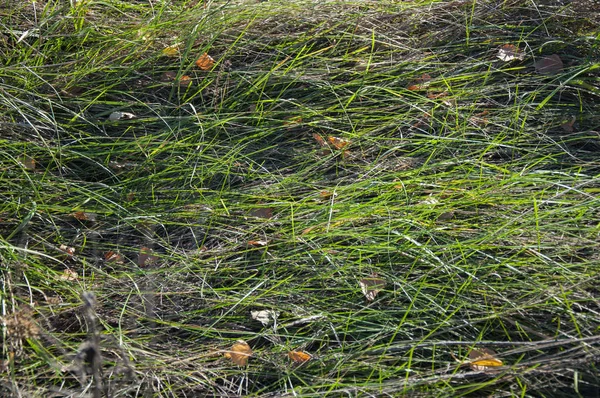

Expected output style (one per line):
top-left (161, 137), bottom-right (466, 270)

top-left (1, 0), bottom-right (600, 396)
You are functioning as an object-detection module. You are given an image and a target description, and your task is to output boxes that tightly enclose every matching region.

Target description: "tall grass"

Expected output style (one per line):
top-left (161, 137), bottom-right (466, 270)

top-left (1, 0), bottom-right (599, 396)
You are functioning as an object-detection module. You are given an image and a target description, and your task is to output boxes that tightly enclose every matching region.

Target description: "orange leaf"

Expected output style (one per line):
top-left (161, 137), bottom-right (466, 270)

top-left (195, 52), bottom-right (215, 70)
top-left (327, 136), bottom-right (350, 150)
top-left (179, 75), bottom-right (192, 87)
top-left (288, 350), bottom-right (312, 363)
top-left (248, 240), bottom-right (268, 247)
top-left (301, 226), bottom-right (315, 235)
top-left (224, 340), bottom-right (253, 366)
top-left (320, 190), bottom-right (335, 199)
top-left (313, 133), bottom-right (327, 147)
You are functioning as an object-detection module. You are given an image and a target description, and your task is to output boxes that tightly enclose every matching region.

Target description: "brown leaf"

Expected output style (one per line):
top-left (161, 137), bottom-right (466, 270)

top-left (561, 116), bottom-right (576, 133)
top-left (71, 211), bottom-right (97, 222)
top-left (535, 54), bottom-right (563, 75)
top-left (249, 208), bottom-right (273, 219)
top-left (138, 247), bottom-right (158, 267)
top-left (224, 340), bottom-right (253, 366)
top-left (407, 73), bottom-right (431, 90)
top-left (104, 251), bottom-right (124, 264)
top-left (195, 52), bottom-right (215, 70)
top-left (359, 275), bottom-right (386, 301)
top-left (19, 156), bottom-right (36, 170)
top-left (288, 350), bottom-right (312, 363)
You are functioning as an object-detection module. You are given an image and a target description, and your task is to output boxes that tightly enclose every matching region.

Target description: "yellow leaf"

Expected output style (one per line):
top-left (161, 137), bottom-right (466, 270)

top-left (224, 340), bottom-right (253, 366)
top-left (162, 44), bottom-right (180, 58)
top-left (468, 348), bottom-right (503, 371)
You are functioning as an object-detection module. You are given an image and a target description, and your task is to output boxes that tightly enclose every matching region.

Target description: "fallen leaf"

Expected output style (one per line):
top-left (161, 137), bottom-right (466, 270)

top-left (497, 44), bottom-right (525, 61)
top-left (288, 350), bottom-right (312, 363)
top-left (427, 91), bottom-right (448, 99)
top-left (535, 54), bottom-right (563, 75)
top-left (71, 211), bottom-right (97, 222)
top-left (19, 156), bottom-right (35, 170)
top-left (468, 348), bottom-right (503, 371)
top-left (359, 275), bottom-right (386, 301)
top-left (319, 190), bottom-right (337, 199)
top-left (179, 75), bottom-right (192, 87)
top-left (138, 247), bottom-right (158, 267)
top-left (327, 136), bottom-right (350, 150)
top-left (313, 133), bottom-right (327, 147)
top-left (60, 268), bottom-right (78, 281)
top-left (160, 71), bottom-right (177, 81)
top-left (301, 226), bottom-right (315, 235)
top-left (284, 116), bottom-right (303, 126)
top-left (249, 208), bottom-right (273, 219)
top-left (195, 52), bottom-right (215, 70)
top-left (104, 251), bottom-right (124, 264)
top-left (224, 340), bottom-right (253, 366)
top-left (108, 111), bottom-right (135, 121)
top-left (162, 44), bottom-right (180, 58)
top-left (561, 116), bottom-right (576, 133)
top-left (407, 73), bottom-right (431, 90)
top-left (248, 240), bottom-right (268, 247)
top-left (59, 244), bottom-right (75, 256)
top-left (250, 309), bottom-right (279, 326)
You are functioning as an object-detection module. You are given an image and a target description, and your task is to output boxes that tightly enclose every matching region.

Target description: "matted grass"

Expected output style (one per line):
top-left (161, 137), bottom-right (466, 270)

top-left (1, 0), bottom-right (599, 396)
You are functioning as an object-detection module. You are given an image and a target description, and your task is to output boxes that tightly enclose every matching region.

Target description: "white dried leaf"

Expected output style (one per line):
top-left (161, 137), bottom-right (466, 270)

top-left (108, 111), bottom-right (136, 121)
top-left (497, 44), bottom-right (525, 62)
top-left (251, 310), bottom-right (279, 326)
